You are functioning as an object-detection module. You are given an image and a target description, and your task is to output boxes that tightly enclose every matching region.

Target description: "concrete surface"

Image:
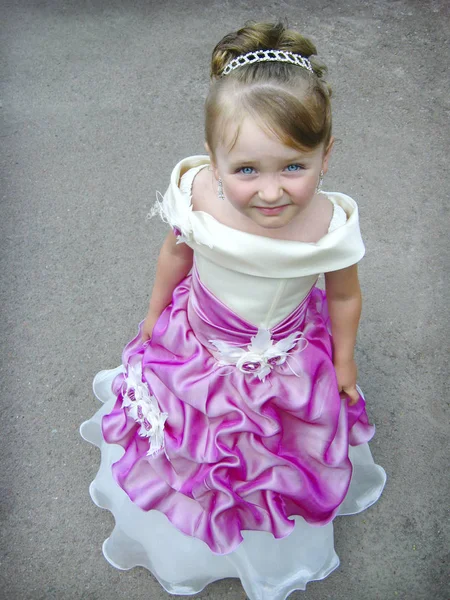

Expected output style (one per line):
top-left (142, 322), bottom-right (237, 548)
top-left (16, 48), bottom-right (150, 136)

top-left (1, 1), bottom-right (449, 599)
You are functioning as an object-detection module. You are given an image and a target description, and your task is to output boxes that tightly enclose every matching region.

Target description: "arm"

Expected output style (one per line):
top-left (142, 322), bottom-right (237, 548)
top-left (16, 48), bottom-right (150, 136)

top-left (324, 264), bottom-right (362, 405)
top-left (142, 230), bottom-right (194, 340)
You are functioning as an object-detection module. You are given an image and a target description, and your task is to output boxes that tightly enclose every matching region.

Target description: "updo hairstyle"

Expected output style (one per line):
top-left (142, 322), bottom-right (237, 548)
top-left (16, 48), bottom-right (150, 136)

top-left (205, 22), bottom-right (332, 156)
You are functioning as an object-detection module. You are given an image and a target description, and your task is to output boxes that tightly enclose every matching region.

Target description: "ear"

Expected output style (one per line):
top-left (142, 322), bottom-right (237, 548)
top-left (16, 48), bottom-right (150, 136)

top-left (321, 137), bottom-right (334, 175)
top-left (205, 142), bottom-right (219, 180)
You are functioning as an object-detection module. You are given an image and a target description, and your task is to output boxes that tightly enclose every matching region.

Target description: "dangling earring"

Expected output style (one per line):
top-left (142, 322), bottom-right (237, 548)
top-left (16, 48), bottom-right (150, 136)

top-left (316, 170), bottom-right (324, 194)
top-left (218, 178), bottom-right (225, 201)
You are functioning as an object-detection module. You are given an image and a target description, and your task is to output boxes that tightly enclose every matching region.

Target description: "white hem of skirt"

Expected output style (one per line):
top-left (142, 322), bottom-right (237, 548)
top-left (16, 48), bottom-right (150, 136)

top-left (80, 367), bottom-right (386, 600)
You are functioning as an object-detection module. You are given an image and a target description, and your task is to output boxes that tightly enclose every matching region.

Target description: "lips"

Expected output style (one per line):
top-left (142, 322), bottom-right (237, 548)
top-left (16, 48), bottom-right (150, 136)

top-left (255, 205), bottom-right (288, 216)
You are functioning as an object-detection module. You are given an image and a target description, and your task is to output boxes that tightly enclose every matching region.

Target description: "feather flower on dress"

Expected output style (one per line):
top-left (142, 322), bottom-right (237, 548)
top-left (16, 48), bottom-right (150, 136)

top-left (209, 327), bottom-right (308, 381)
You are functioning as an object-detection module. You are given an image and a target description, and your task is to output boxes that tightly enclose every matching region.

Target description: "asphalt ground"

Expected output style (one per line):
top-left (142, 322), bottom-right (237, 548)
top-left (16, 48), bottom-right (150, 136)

top-left (1, 1), bottom-right (449, 599)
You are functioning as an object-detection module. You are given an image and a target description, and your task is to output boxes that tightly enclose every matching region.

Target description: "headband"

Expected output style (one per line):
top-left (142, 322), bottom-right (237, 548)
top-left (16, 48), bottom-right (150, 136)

top-left (222, 49), bottom-right (313, 76)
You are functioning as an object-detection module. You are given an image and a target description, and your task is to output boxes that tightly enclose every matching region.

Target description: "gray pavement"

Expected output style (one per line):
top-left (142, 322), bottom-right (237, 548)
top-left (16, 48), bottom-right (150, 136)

top-left (1, 1), bottom-right (449, 599)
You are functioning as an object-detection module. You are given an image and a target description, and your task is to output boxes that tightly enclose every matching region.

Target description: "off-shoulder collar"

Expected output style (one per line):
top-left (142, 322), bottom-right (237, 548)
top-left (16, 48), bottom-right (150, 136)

top-left (154, 155), bottom-right (365, 277)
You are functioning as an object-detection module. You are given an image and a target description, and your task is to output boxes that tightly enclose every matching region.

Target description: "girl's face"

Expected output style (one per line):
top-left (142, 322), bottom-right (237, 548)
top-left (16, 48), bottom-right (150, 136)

top-left (210, 117), bottom-right (333, 230)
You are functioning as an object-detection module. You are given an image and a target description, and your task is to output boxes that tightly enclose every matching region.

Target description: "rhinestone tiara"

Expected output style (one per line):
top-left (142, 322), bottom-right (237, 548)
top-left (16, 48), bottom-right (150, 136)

top-left (222, 49), bottom-right (313, 76)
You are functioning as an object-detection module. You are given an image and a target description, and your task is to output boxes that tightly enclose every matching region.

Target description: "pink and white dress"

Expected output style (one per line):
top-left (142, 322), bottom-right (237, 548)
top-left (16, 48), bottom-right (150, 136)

top-left (80, 156), bottom-right (386, 599)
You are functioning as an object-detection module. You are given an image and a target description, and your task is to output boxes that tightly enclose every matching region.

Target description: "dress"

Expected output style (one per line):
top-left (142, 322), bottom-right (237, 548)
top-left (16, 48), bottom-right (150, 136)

top-left (80, 155), bottom-right (386, 600)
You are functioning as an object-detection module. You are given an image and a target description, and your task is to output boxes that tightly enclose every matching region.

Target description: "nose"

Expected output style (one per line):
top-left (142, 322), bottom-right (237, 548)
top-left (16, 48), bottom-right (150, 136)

top-left (257, 176), bottom-right (283, 203)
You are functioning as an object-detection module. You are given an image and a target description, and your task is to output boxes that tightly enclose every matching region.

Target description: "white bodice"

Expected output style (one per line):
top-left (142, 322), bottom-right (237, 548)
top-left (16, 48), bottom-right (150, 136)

top-left (154, 156), bottom-right (365, 328)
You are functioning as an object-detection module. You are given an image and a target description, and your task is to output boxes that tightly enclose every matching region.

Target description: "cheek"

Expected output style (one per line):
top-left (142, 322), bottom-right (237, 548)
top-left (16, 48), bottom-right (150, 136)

top-left (223, 179), bottom-right (254, 207)
top-left (289, 177), bottom-right (318, 203)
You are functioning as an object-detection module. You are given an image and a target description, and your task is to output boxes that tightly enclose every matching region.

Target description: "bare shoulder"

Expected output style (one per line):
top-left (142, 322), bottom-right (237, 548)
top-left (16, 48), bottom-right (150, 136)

top-left (291, 194), bottom-right (334, 242)
top-left (318, 193), bottom-right (335, 230)
top-left (319, 194), bottom-right (334, 233)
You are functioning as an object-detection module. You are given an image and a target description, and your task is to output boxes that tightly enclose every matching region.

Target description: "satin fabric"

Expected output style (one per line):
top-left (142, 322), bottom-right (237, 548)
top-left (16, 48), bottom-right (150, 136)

top-left (101, 266), bottom-right (375, 555)
top-left (81, 367), bottom-right (385, 599)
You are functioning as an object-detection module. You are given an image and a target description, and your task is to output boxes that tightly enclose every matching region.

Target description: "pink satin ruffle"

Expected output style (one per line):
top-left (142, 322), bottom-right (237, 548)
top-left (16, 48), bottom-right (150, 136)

top-left (102, 268), bottom-right (375, 555)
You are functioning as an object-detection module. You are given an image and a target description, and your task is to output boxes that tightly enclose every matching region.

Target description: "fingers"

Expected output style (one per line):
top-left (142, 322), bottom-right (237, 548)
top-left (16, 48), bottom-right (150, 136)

top-left (340, 386), bottom-right (360, 405)
top-left (141, 321), bottom-right (154, 342)
top-left (141, 328), bottom-right (152, 343)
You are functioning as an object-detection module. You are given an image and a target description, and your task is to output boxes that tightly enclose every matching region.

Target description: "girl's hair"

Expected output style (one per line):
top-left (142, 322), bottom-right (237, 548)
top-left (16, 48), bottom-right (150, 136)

top-left (205, 22), bottom-right (332, 156)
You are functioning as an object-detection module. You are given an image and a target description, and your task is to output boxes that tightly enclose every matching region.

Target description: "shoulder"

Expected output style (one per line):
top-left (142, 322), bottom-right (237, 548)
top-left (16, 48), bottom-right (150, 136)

top-left (324, 192), bottom-right (363, 243)
top-left (325, 191), bottom-right (360, 219)
top-left (322, 191), bottom-right (365, 270)
top-left (190, 164), bottom-right (215, 211)
top-left (328, 200), bottom-right (347, 232)
top-left (151, 155), bottom-right (216, 247)
top-left (175, 155), bottom-right (211, 199)
top-left (172, 155), bottom-right (220, 214)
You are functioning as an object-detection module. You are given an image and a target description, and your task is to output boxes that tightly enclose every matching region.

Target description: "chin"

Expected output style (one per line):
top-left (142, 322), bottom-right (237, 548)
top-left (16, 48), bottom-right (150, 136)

top-left (255, 218), bottom-right (288, 230)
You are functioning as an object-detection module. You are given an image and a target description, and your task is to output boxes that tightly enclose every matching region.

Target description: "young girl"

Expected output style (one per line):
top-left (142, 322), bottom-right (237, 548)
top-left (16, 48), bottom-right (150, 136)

top-left (81, 21), bottom-right (386, 599)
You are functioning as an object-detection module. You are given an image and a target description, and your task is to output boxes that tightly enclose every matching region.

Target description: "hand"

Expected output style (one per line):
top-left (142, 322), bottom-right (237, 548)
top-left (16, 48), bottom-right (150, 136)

top-left (334, 359), bottom-right (360, 405)
top-left (141, 310), bottom-right (160, 343)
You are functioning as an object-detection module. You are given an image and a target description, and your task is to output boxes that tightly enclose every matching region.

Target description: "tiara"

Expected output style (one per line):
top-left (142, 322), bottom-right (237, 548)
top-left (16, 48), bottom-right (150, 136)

top-left (222, 49), bottom-right (313, 76)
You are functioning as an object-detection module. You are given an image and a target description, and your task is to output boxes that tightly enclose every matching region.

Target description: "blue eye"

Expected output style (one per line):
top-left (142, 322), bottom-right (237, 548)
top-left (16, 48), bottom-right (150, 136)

top-left (285, 164), bottom-right (303, 172)
top-left (239, 166), bottom-right (255, 175)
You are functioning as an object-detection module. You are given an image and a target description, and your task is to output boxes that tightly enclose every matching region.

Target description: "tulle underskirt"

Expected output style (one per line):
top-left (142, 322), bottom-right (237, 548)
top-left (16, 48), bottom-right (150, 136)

top-left (80, 366), bottom-right (386, 600)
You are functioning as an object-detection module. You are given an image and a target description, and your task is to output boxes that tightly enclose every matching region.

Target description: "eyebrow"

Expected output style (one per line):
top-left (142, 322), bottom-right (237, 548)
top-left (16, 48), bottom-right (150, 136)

top-left (228, 153), bottom-right (312, 165)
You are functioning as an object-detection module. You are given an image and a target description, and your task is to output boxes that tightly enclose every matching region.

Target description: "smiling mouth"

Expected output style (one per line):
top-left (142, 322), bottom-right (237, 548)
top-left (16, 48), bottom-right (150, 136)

top-left (255, 205), bottom-right (288, 215)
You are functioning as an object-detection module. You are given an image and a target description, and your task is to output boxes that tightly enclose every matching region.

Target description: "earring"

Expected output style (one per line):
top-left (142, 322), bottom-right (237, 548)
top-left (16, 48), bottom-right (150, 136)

top-left (316, 170), bottom-right (324, 194)
top-left (218, 178), bottom-right (225, 201)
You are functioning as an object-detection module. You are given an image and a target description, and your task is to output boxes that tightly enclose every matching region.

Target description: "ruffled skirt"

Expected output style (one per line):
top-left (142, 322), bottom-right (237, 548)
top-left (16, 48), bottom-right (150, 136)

top-left (80, 270), bottom-right (386, 599)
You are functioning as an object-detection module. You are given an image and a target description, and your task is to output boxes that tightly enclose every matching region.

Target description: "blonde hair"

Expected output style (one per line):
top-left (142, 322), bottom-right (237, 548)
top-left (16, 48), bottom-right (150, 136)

top-left (205, 22), bottom-right (332, 155)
